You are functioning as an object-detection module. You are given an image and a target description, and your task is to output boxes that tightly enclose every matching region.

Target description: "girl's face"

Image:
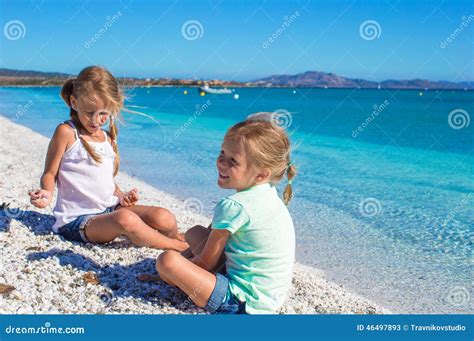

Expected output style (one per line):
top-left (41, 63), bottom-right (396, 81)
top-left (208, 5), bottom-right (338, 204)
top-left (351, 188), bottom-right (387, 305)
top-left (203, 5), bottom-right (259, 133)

top-left (71, 95), bottom-right (111, 135)
top-left (216, 137), bottom-right (264, 191)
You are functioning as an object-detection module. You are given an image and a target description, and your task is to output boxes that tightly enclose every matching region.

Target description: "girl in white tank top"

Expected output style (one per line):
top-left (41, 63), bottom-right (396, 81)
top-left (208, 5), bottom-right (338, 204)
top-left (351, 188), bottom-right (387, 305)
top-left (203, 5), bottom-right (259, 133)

top-left (28, 66), bottom-right (188, 252)
top-left (51, 120), bottom-right (119, 231)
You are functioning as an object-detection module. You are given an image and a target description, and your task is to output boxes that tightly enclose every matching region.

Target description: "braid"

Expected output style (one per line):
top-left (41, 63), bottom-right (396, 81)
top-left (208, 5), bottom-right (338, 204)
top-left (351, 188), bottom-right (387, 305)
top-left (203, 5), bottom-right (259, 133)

top-left (283, 163), bottom-right (296, 205)
top-left (109, 117), bottom-right (120, 176)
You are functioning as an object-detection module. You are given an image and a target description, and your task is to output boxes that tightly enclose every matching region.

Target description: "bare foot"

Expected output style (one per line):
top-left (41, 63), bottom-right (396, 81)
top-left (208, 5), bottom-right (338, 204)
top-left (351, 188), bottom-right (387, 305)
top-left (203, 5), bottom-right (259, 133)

top-left (171, 240), bottom-right (189, 252)
top-left (168, 231), bottom-right (186, 242)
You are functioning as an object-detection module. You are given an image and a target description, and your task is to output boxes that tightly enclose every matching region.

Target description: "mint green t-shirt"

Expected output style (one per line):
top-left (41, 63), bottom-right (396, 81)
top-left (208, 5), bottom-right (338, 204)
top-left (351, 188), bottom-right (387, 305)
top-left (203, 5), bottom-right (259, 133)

top-left (212, 183), bottom-right (295, 314)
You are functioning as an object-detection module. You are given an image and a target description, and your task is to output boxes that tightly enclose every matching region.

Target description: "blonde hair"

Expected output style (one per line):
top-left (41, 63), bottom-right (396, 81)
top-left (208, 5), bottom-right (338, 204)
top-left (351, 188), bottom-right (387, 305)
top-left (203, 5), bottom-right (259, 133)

top-left (225, 117), bottom-right (296, 205)
top-left (60, 66), bottom-right (124, 176)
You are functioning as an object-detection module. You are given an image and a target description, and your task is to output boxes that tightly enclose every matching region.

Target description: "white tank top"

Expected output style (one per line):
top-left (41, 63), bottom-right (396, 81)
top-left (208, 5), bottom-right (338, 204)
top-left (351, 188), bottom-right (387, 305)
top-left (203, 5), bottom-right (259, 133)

top-left (52, 120), bottom-right (119, 231)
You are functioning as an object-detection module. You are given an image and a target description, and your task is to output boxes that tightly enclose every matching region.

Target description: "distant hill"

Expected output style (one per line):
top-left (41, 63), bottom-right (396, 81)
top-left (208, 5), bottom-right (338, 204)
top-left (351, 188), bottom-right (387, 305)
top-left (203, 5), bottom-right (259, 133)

top-left (0, 68), bottom-right (71, 86)
top-left (0, 68), bottom-right (241, 87)
top-left (253, 71), bottom-right (473, 90)
top-left (0, 68), bottom-right (70, 78)
top-left (0, 68), bottom-right (472, 89)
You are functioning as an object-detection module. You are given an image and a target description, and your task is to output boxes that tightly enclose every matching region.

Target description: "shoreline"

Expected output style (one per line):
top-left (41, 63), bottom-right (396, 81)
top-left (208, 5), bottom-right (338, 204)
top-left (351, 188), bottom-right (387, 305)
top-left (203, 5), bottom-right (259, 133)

top-left (0, 85), bottom-right (473, 91)
top-left (0, 115), bottom-right (390, 314)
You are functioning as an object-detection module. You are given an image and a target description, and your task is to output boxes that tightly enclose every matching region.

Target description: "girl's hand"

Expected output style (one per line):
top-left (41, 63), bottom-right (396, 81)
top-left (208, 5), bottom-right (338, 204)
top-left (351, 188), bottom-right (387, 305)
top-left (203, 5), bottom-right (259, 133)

top-left (118, 188), bottom-right (139, 207)
top-left (28, 189), bottom-right (52, 208)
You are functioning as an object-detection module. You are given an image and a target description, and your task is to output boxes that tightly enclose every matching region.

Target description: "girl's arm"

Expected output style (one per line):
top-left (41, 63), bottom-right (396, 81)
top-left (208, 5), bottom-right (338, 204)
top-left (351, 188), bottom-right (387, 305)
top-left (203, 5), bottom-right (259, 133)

top-left (29, 124), bottom-right (73, 208)
top-left (192, 229), bottom-right (230, 271)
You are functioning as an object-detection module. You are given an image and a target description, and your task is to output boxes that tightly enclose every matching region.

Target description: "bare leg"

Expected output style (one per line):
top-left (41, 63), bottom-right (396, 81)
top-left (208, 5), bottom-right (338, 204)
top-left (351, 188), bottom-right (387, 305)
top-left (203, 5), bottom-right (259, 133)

top-left (83, 209), bottom-right (188, 251)
top-left (117, 205), bottom-right (184, 240)
top-left (183, 225), bottom-right (226, 273)
top-left (156, 250), bottom-right (217, 308)
top-left (184, 225), bottom-right (210, 256)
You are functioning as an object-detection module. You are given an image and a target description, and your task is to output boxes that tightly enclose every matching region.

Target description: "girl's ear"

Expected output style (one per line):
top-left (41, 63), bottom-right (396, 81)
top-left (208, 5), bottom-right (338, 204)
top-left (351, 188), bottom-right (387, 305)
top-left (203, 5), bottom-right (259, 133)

top-left (70, 95), bottom-right (78, 111)
top-left (255, 168), bottom-right (271, 183)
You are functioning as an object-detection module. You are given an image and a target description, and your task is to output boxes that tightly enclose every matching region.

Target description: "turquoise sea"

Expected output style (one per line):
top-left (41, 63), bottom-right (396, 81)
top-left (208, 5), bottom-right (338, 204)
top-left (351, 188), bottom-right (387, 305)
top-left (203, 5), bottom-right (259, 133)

top-left (0, 86), bottom-right (472, 313)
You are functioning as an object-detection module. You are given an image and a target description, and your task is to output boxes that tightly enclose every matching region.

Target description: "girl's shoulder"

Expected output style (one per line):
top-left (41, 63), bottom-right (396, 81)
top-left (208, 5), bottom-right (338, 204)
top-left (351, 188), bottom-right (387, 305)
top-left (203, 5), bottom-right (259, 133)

top-left (52, 122), bottom-right (76, 149)
top-left (213, 197), bottom-right (248, 222)
top-left (56, 121), bottom-right (75, 135)
top-left (56, 122), bottom-right (76, 137)
top-left (215, 197), bottom-right (244, 212)
top-left (212, 197), bottom-right (250, 233)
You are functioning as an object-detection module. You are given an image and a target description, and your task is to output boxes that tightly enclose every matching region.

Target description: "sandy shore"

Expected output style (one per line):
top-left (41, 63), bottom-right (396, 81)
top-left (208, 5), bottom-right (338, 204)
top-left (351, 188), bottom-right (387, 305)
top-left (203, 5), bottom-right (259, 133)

top-left (0, 116), bottom-right (389, 314)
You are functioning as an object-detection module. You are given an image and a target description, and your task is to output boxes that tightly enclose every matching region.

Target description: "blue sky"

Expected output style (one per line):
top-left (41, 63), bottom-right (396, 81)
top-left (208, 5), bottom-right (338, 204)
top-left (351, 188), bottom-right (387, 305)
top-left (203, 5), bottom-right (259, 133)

top-left (0, 0), bottom-right (473, 81)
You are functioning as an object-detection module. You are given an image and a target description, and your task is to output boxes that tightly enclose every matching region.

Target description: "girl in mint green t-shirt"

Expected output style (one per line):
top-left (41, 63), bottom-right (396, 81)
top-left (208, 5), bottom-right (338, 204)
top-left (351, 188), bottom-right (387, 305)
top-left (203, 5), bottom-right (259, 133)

top-left (156, 115), bottom-right (296, 314)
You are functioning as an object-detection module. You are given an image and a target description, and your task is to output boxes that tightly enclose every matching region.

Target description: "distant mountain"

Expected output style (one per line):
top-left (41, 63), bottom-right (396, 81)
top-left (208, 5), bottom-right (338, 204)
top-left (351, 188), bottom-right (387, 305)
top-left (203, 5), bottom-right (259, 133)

top-left (252, 71), bottom-right (473, 90)
top-left (0, 68), bottom-right (70, 78)
top-left (0, 68), bottom-right (472, 89)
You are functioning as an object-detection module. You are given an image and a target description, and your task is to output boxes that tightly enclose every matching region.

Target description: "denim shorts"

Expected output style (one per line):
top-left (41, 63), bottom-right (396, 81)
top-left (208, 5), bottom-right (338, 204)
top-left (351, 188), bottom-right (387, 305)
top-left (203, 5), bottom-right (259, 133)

top-left (57, 206), bottom-right (115, 243)
top-left (205, 273), bottom-right (246, 314)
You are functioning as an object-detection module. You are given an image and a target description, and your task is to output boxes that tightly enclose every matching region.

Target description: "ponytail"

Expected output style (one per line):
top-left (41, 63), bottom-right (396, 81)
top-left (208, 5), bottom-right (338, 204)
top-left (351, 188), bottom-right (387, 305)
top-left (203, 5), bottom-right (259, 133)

top-left (109, 117), bottom-right (120, 176)
top-left (283, 163), bottom-right (296, 205)
top-left (60, 78), bottom-right (75, 107)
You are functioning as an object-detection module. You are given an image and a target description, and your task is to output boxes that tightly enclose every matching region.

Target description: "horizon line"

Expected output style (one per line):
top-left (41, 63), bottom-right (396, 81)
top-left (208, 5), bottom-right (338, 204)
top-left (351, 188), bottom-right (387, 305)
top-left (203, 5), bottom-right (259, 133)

top-left (1, 67), bottom-right (472, 84)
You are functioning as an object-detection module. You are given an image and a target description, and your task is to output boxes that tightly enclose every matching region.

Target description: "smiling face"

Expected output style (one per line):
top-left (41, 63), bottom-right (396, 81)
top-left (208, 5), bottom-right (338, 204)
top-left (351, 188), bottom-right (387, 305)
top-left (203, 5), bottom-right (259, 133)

top-left (216, 137), bottom-right (254, 191)
top-left (70, 95), bottom-right (112, 135)
top-left (216, 137), bottom-right (270, 191)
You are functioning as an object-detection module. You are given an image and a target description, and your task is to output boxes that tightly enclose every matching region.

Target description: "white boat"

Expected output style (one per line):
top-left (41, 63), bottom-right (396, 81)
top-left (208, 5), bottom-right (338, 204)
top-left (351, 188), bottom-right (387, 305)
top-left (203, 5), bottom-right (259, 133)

top-left (198, 84), bottom-right (232, 94)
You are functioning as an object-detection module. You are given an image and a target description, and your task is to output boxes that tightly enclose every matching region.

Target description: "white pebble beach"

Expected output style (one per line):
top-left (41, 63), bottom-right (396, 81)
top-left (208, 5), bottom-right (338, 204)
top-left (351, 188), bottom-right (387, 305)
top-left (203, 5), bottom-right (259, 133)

top-left (0, 116), bottom-right (389, 314)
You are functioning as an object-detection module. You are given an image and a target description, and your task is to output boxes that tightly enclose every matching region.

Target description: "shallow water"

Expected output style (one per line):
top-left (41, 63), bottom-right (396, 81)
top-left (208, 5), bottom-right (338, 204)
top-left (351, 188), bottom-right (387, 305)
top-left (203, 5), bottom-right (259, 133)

top-left (1, 86), bottom-right (472, 313)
